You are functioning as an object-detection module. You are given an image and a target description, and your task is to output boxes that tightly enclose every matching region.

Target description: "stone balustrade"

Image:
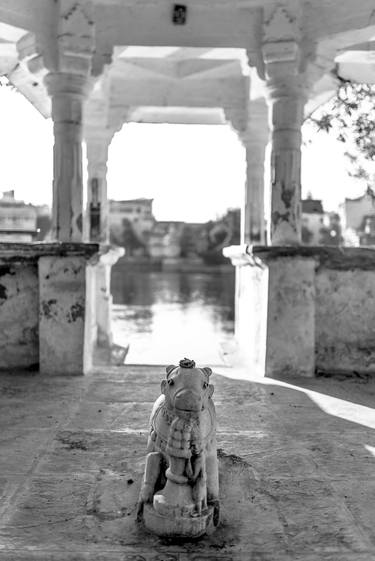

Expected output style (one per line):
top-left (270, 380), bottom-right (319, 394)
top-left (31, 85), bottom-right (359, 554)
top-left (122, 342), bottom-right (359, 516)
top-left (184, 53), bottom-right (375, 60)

top-left (224, 244), bottom-right (375, 377)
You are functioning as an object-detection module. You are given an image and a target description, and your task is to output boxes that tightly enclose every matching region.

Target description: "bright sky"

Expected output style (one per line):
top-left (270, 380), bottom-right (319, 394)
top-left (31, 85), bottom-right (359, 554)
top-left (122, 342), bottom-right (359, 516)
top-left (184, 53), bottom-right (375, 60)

top-left (0, 85), bottom-right (367, 222)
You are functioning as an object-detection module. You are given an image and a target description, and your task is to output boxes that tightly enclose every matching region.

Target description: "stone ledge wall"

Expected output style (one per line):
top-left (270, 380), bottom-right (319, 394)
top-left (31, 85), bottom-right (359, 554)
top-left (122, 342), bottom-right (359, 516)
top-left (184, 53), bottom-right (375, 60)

top-left (227, 245), bottom-right (375, 376)
top-left (0, 263), bottom-right (39, 370)
top-left (0, 243), bottom-right (99, 372)
top-left (261, 246), bottom-right (375, 375)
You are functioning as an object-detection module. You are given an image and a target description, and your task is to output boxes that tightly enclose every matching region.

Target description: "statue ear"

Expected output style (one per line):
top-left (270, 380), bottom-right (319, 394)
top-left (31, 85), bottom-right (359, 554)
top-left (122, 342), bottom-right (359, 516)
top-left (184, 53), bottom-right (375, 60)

top-left (161, 379), bottom-right (167, 394)
top-left (202, 367), bottom-right (212, 377)
top-left (208, 384), bottom-right (214, 397)
top-left (166, 364), bottom-right (176, 378)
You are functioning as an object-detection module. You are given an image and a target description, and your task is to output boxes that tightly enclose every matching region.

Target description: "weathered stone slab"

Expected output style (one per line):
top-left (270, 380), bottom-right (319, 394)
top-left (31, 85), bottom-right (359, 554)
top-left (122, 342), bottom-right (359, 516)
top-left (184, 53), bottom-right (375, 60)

top-left (0, 475), bottom-right (96, 548)
top-left (0, 553), bottom-right (375, 561)
top-left (301, 431), bottom-right (375, 480)
top-left (0, 374), bottom-right (88, 401)
top-left (86, 381), bottom-right (161, 403)
top-left (0, 398), bottom-right (76, 430)
top-left (2, 457), bottom-right (291, 555)
top-left (67, 401), bottom-right (153, 431)
top-left (1, 367), bottom-right (375, 559)
top-left (0, 476), bottom-right (25, 521)
top-left (0, 552), bottom-right (298, 561)
top-left (264, 478), bottom-right (371, 554)
top-left (0, 429), bottom-right (53, 475)
top-left (36, 431), bottom-right (147, 475)
top-left (0, 264), bottom-right (38, 370)
top-left (213, 376), bottom-right (267, 403)
top-left (215, 400), bottom-right (282, 432)
top-left (90, 364), bottom-right (165, 381)
top-left (332, 478), bottom-right (375, 547)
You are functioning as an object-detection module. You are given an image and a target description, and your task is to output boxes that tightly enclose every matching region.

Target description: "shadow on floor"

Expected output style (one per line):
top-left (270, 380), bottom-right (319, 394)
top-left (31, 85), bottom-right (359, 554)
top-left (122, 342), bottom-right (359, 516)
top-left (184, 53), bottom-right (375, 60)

top-left (270, 369), bottom-right (375, 409)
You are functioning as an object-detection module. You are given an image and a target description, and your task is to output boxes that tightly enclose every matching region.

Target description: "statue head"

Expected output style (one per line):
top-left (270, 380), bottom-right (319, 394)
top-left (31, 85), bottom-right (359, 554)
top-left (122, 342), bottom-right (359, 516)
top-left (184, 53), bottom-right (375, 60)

top-left (161, 358), bottom-right (214, 414)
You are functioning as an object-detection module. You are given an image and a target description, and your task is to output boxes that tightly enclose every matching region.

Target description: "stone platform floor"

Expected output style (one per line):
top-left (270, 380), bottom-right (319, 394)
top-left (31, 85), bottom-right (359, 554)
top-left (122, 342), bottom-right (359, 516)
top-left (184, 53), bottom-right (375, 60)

top-left (0, 364), bottom-right (375, 560)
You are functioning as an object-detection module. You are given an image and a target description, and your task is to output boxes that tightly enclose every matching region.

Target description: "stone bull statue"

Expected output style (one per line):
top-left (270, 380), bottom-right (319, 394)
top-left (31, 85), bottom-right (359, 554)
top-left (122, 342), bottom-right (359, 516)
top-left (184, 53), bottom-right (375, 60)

top-left (137, 358), bottom-right (219, 538)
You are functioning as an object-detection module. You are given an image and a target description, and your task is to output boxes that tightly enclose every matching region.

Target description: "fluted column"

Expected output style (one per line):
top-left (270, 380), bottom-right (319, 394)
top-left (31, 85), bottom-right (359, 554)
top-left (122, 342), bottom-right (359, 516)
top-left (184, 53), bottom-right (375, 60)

top-left (263, 41), bottom-right (307, 245)
top-left (239, 101), bottom-right (269, 245)
top-left (45, 72), bottom-right (91, 242)
top-left (225, 105), bottom-right (269, 245)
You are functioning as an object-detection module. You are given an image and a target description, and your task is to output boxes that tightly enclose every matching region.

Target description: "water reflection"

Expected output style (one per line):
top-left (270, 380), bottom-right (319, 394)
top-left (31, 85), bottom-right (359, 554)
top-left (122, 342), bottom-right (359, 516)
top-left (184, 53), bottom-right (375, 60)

top-left (111, 270), bottom-right (235, 365)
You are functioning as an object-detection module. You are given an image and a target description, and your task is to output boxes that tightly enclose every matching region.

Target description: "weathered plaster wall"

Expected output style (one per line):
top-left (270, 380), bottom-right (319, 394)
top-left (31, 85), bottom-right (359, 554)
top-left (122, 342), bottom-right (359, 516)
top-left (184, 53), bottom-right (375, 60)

top-left (267, 258), bottom-right (315, 378)
top-left (39, 256), bottom-right (88, 375)
top-left (0, 263), bottom-right (38, 369)
top-left (316, 268), bottom-right (375, 373)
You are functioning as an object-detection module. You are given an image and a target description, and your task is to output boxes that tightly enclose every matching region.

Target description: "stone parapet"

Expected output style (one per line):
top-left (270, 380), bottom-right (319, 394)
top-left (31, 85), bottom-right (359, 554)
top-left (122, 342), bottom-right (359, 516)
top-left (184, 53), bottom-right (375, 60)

top-left (224, 244), bottom-right (375, 377)
top-left (225, 244), bottom-right (375, 270)
top-left (0, 242), bottom-right (100, 375)
top-left (0, 242), bottom-right (99, 262)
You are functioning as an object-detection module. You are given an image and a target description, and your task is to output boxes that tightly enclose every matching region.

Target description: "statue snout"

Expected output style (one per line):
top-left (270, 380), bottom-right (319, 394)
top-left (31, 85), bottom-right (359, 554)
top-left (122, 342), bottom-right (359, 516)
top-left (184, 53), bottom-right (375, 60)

top-left (174, 389), bottom-right (201, 411)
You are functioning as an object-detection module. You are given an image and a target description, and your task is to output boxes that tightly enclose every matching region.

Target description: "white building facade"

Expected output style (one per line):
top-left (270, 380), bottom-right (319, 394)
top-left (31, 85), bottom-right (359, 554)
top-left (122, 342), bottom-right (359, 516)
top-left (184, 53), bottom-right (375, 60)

top-left (0, 190), bottom-right (37, 242)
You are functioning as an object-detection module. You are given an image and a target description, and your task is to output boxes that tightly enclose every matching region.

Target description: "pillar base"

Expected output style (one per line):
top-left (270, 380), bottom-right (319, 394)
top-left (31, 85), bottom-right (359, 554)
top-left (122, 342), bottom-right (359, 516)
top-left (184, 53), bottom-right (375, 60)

top-left (39, 244), bottom-right (99, 375)
top-left (225, 245), bottom-right (315, 378)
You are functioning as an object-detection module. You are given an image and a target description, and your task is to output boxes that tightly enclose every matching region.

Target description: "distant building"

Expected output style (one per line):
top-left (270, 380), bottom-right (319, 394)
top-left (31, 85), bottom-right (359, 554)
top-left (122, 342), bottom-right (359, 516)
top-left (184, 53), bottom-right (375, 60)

top-left (109, 198), bottom-right (155, 253)
top-left (34, 205), bottom-right (52, 241)
top-left (148, 221), bottom-right (184, 259)
top-left (340, 189), bottom-right (375, 232)
top-left (302, 198), bottom-right (325, 245)
top-left (358, 215), bottom-right (375, 246)
top-left (301, 198), bottom-right (342, 246)
top-left (0, 190), bottom-right (38, 242)
top-left (339, 189), bottom-right (375, 246)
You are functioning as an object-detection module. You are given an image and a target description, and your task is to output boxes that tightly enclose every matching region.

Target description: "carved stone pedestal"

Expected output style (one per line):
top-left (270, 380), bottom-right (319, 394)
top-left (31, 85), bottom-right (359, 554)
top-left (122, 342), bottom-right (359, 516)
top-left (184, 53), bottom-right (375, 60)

top-left (143, 503), bottom-right (215, 539)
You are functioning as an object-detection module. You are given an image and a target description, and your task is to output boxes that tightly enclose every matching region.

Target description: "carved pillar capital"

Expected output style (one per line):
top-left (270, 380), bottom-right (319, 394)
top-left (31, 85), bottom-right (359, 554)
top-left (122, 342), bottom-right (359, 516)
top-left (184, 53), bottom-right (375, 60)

top-left (223, 108), bottom-right (248, 138)
top-left (56, 1), bottom-right (95, 76)
top-left (256, 5), bottom-right (309, 246)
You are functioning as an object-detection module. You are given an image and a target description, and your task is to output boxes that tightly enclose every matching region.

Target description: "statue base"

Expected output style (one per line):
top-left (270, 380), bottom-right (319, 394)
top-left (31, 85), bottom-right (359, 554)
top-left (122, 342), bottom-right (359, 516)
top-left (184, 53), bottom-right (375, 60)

top-left (143, 504), bottom-right (215, 538)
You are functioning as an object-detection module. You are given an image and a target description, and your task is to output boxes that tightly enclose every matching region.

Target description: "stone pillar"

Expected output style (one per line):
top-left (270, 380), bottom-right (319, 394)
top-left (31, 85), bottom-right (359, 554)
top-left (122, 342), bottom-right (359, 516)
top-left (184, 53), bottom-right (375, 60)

top-left (263, 41), bottom-right (307, 246)
top-left (45, 72), bottom-right (91, 242)
top-left (225, 106), bottom-right (268, 245)
top-left (94, 246), bottom-right (124, 349)
top-left (85, 128), bottom-right (125, 352)
top-left (238, 101), bottom-right (269, 245)
top-left (37, 2), bottom-right (100, 375)
top-left (85, 129), bottom-right (114, 244)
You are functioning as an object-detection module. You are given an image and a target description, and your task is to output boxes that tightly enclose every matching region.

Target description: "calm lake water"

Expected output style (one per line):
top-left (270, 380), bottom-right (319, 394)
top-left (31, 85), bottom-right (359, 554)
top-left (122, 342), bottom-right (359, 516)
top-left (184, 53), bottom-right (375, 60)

top-left (111, 270), bottom-right (235, 365)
